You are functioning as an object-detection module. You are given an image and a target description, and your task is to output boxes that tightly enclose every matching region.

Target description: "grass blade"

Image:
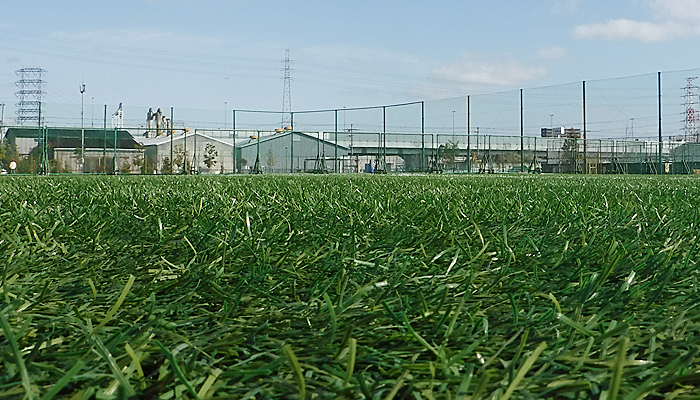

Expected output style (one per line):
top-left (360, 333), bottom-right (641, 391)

top-left (283, 344), bottom-right (305, 399)
top-left (0, 312), bottom-right (34, 400)
top-left (499, 341), bottom-right (547, 400)
top-left (39, 360), bottom-right (85, 400)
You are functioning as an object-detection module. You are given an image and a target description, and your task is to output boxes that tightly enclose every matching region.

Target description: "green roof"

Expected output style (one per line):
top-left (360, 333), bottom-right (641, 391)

top-left (5, 127), bottom-right (139, 149)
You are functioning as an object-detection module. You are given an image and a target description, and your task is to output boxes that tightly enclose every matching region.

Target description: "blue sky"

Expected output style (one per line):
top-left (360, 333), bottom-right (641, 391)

top-left (1, 0), bottom-right (700, 135)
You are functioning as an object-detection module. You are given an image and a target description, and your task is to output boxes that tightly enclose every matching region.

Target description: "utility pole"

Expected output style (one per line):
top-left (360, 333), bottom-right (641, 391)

top-left (170, 107), bottom-right (174, 174)
top-left (80, 82), bottom-right (86, 173)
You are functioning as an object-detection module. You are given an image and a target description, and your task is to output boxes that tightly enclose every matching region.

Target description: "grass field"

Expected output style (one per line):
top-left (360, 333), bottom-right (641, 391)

top-left (1, 174), bottom-right (700, 399)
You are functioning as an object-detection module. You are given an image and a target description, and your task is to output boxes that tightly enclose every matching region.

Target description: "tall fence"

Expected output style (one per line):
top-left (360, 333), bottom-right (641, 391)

top-left (3, 68), bottom-right (700, 174)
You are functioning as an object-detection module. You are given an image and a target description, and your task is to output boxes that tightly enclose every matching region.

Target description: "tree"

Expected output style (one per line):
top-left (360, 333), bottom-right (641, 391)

top-left (161, 157), bottom-right (172, 174)
top-left (0, 140), bottom-right (18, 170)
top-left (266, 148), bottom-right (276, 169)
top-left (133, 153), bottom-right (144, 174)
top-left (203, 143), bottom-right (218, 169)
top-left (173, 144), bottom-right (189, 173)
top-left (561, 138), bottom-right (580, 173)
top-left (120, 157), bottom-right (132, 174)
top-left (438, 140), bottom-right (460, 171)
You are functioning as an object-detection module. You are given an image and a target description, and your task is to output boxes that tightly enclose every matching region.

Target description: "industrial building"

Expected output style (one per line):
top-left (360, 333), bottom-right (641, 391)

top-left (138, 129), bottom-right (350, 174)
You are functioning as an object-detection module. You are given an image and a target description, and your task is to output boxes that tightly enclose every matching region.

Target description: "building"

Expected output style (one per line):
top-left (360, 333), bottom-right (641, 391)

top-left (3, 127), bottom-right (141, 173)
top-left (138, 129), bottom-right (350, 174)
top-left (541, 127), bottom-right (581, 138)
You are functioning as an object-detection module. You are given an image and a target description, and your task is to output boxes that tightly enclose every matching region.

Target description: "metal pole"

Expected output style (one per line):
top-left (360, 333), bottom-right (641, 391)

top-left (233, 110), bottom-right (236, 173)
top-left (421, 101), bottom-right (425, 172)
top-left (38, 103), bottom-right (43, 174)
top-left (583, 81), bottom-right (587, 174)
top-left (533, 136), bottom-right (537, 171)
top-left (81, 83), bottom-right (85, 173)
top-left (113, 127), bottom-right (117, 174)
top-left (658, 71), bottom-right (663, 174)
top-left (193, 129), bottom-right (197, 174)
top-left (170, 107), bottom-right (174, 174)
top-left (183, 122), bottom-right (187, 174)
top-left (290, 112), bottom-right (294, 172)
top-left (467, 96), bottom-right (471, 173)
top-left (520, 89), bottom-right (524, 172)
top-left (383, 106), bottom-right (387, 172)
top-left (103, 105), bottom-right (107, 173)
top-left (335, 109), bottom-right (338, 173)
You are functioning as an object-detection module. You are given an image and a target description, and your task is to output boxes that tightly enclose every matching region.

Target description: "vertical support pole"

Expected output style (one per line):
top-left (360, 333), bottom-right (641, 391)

top-left (103, 105), bottom-right (107, 173)
top-left (170, 107), bottom-right (174, 175)
top-left (533, 136), bottom-right (537, 171)
top-left (193, 129), bottom-right (197, 174)
top-left (487, 135), bottom-right (491, 172)
top-left (383, 106), bottom-right (387, 172)
top-left (38, 103), bottom-right (44, 174)
top-left (335, 109), bottom-right (338, 173)
top-left (232, 110), bottom-right (236, 173)
top-left (436, 134), bottom-right (440, 166)
top-left (421, 101), bottom-right (425, 172)
top-left (467, 96), bottom-right (471, 173)
top-left (183, 120), bottom-right (187, 174)
top-left (431, 133), bottom-right (434, 170)
top-left (520, 89), bottom-right (524, 172)
top-left (113, 127), bottom-right (117, 174)
top-left (658, 71), bottom-right (663, 174)
top-left (583, 80), bottom-right (587, 174)
top-left (290, 131), bottom-right (294, 173)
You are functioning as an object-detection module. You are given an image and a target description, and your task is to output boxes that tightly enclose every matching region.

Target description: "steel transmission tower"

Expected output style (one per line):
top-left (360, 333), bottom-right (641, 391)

top-left (281, 49), bottom-right (292, 129)
top-left (15, 68), bottom-right (46, 126)
top-left (684, 77), bottom-right (699, 142)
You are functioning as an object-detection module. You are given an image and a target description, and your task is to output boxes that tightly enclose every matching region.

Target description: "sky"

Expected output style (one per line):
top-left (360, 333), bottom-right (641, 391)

top-left (2, 0), bottom-right (700, 136)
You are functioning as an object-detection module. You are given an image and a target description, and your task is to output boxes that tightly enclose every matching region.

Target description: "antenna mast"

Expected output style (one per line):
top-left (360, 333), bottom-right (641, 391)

top-left (15, 67), bottom-right (46, 126)
top-left (684, 77), bottom-right (699, 142)
top-left (281, 49), bottom-right (293, 129)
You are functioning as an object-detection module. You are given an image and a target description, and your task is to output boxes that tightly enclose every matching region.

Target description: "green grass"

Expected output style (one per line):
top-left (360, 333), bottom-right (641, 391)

top-left (1, 174), bottom-right (700, 399)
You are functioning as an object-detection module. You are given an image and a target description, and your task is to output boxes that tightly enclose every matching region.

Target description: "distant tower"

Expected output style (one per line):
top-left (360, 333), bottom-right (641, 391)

top-left (281, 49), bottom-right (293, 129)
top-left (15, 68), bottom-right (46, 126)
top-left (684, 77), bottom-right (699, 142)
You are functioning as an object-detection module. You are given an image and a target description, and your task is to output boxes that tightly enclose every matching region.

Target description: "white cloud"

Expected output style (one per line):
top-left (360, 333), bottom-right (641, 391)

top-left (574, 0), bottom-right (700, 42)
top-left (432, 54), bottom-right (547, 86)
top-left (538, 45), bottom-right (567, 60)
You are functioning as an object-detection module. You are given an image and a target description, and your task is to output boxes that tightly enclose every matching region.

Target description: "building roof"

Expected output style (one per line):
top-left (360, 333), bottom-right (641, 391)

top-left (138, 130), bottom-right (350, 151)
top-left (5, 127), bottom-right (139, 149)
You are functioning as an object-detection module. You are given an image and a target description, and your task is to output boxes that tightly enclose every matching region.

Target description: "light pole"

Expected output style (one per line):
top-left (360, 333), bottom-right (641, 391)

top-left (550, 114), bottom-right (554, 129)
top-left (224, 101), bottom-right (227, 130)
top-left (91, 96), bottom-right (94, 127)
top-left (80, 82), bottom-right (86, 172)
top-left (452, 110), bottom-right (455, 137)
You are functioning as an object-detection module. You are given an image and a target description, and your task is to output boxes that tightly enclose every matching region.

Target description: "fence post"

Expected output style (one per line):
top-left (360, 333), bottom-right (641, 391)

top-left (467, 96), bottom-right (470, 173)
top-left (520, 89), bottom-right (524, 172)
top-left (658, 71), bottom-right (663, 175)
top-left (421, 101), bottom-right (425, 172)
top-left (583, 80), bottom-right (587, 174)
